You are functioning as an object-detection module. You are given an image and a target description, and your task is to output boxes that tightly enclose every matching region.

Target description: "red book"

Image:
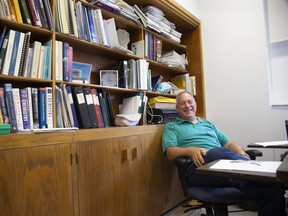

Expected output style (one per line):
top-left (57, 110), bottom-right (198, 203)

top-left (91, 88), bottom-right (103, 128)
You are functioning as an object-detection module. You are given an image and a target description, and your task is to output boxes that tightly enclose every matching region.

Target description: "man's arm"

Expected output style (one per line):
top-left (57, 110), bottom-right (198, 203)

top-left (224, 141), bottom-right (250, 159)
top-left (165, 146), bottom-right (207, 167)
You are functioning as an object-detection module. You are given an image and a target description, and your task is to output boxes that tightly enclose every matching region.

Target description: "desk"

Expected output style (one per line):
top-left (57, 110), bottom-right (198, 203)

top-left (277, 157), bottom-right (288, 183)
top-left (196, 159), bottom-right (288, 183)
top-left (248, 141), bottom-right (288, 148)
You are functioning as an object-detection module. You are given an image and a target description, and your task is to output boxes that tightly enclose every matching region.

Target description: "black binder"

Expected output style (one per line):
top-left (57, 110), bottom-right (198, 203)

top-left (71, 86), bottom-right (92, 128)
top-left (83, 87), bottom-right (99, 128)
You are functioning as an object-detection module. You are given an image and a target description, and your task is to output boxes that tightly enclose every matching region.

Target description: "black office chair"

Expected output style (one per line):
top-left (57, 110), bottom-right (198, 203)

top-left (174, 149), bottom-right (263, 216)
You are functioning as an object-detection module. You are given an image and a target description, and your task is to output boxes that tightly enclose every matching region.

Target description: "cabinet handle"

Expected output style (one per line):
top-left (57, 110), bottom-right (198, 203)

top-left (121, 149), bottom-right (130, 162)
top-left (131, 147), bottom-right (138, 160)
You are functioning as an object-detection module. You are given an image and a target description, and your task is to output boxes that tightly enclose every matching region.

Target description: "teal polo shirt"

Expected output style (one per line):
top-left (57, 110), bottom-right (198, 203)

top-left (162, 117), bottom-right (230, 154)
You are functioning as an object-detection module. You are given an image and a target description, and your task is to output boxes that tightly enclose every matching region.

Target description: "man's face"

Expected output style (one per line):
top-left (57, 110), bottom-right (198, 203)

top-left (176, 92), bottom-right (197, 121)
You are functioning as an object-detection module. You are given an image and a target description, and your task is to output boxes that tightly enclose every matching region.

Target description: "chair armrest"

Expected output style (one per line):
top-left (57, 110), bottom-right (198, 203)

top-left (174, 157), bottom-right (193, 166)
top-left (245, 149), bottom-right (263, 160)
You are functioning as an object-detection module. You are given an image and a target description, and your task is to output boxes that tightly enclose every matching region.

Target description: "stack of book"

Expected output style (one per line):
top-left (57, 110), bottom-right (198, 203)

top-left (0, 0), bottom-right (54, 30)
top-left (0, 28), bottom-right (52, 80)
top-left (56, 85), bottom-right (114, 129)
top-left (0, 83), bottom-right (53, 133)
top-left (148, 96), bottom-right (176, 110)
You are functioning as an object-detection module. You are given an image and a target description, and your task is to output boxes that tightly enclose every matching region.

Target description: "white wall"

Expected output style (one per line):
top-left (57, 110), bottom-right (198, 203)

top-left (176, 0), bottom-right (288, 160)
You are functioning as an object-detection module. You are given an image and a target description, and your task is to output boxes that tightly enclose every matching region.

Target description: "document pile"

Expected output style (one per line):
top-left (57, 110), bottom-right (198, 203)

top-left (132, 5), bottom-right (182, 43)
top-left (115, 0), bottom-right (141, 25)
top-left (160, 50), bottom-right (188, 70)
top-left (114, 113), bottom-right (141, 126)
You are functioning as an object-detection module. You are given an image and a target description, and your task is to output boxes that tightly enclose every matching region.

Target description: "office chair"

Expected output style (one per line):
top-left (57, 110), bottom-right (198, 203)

top-left (174, 149), bottom-right (263, 216)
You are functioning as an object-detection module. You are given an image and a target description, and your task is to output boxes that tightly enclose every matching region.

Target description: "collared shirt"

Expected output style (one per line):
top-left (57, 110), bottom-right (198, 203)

top-left (162, 117), bottom-right (230, 154)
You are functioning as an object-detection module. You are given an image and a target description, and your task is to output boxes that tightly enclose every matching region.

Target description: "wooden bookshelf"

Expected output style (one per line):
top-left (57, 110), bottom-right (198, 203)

top-left (0, 0), bottom-right (204, 215)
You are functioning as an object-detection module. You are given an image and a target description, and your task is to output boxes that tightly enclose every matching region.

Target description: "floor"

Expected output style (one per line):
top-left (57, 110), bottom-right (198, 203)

top-left (162, 200), bottom-right (257, 216)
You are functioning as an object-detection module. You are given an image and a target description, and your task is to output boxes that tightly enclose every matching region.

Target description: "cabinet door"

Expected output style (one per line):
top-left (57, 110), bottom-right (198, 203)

top-left (77, 134), bottom-right (168, 216)
top-left (0, 144), bottom-right (73, 216)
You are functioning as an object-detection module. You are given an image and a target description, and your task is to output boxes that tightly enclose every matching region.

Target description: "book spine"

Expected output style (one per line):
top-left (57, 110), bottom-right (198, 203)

top-left (35, 0), bottom-right (49, 29)
top-left (26, 0), bottom-right (42, 27)
top-left (18, 32), bottom-right (31, 76)
top-left (62, 42), bottom-right (69, 81)
top-left (2, 0), bottom-right (12, 20)
top-left (65, 85), bottom-right (79, 128)
top-left (43, 40), bottom-right (52, 80)
top-left (11, 0), bottom-right (23, 23)
top-left (31, 87), bottom-right (39, 129)
top-left (18, 0), bottom-right (32, 24)
top-left (45, 87), bottom-right (53, 128)
top-left (29, 41), bottom-right (42, 78)
top-left (8, 31), bottom-right (21, 76)
top-left (0, 87), bottom-right (9, 124)
top-left (156, 38), bottom-right (162, 62)
top-left (25, 87), bottom-right (34, 129)
top-left (4, 83), bottom-right (18, 133)
top-left (12, 88), bottom-right (24, 130)
top-left (42, 0), bottom-right (54, 30)
top-left (37, 87), bottom-right (46, 129)
top-left (1, 30), bottom-right (16, 76)
top-left (0, 36), bottom-right (8, 72)
top-left (20, 88), bottom-right (31, 129)
top-left (55, 87), bottom-right (64, 128)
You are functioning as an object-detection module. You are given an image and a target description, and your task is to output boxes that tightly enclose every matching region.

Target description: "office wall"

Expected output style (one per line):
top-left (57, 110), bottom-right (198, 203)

top-left (176, 0), bottom-right (288, 160)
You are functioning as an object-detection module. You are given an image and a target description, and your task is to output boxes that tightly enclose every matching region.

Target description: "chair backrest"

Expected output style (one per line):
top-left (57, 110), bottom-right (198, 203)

top-left (174, 157), bottom-right (193, 197)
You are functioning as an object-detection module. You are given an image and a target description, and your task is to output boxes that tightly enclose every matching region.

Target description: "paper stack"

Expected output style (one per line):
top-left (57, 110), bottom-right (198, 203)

top-left (160, 50), bottom-right (188, 70)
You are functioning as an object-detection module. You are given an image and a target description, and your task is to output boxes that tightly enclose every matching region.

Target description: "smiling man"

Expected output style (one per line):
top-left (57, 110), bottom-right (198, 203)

top-left (162, 91), bottom-right (286, 216)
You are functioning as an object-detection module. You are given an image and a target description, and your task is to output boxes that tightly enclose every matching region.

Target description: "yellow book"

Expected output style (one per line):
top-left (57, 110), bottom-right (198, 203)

top-left (148, 96), bottom-right (176, 105)
top-left (171, 75), bottom-right (186, 89)
top-left (11, 0), bottom-right (23, 23)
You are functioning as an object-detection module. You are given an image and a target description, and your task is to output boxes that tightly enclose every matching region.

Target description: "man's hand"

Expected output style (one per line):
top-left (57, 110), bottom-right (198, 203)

top-left (188, 147), bottom-right (207, 167)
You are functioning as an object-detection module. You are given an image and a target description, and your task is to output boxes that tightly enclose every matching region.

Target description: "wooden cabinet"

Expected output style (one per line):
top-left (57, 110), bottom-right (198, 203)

top-left (0, 141), bottom-right (73, 216)
top-left (75, 125), bottom-right (184, 216)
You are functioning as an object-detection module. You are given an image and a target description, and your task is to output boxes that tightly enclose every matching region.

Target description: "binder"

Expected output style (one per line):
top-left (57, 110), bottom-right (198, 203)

top-left (71, 86), bottom-right (92, 128)
top-left (65, 85), bottom-right (79, 128)
top-left (91, 88), bottom-right (104, 128)
top-left (83, 87), bottom-right (98, 128)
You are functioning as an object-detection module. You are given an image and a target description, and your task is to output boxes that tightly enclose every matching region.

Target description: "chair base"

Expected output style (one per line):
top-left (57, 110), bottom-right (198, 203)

top-left (182, 199), bottom-right (248, 216)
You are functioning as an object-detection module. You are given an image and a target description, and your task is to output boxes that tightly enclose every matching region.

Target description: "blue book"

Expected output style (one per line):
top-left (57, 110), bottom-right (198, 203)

top-left (82, 6), bottom-right (92, 42)
top-left (0, 26), bottom-right (7, 49)
top-left (4, 83), bottom-right (18, 133)
top-left (37, 87), bottom-right (46, 129)
top-left (65, 85), bottom-right (79, 128)
top-left (43, 40), bottom-right (52, 79)
top-left (86, 7), bottom-right (98, 44)
top-left (62, 42), bottom-right (69, 81)
top-left (20, 88), bottom-right (31, 129)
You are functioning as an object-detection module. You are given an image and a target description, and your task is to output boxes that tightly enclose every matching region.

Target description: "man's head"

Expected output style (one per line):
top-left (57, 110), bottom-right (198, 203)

top-left (176, 91), bottom-right (197, 122)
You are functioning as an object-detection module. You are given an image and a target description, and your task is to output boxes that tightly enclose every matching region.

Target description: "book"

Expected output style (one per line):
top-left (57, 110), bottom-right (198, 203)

top-left (18, 0), bottom-right (32, 24)
top-left (81, 5), bottom-right (92, 42)
top-left (94, 9), bottom-right (108, 46)
top-left (31, 87), bottom-right (39, 129)
top-left (93, 0), bottom-right (121, 14)
top-left (42, 0), bottom-right (54, 30)
top-left (0, 26), bottom-right (7, 49)
top-left (4, 83), bottom-right (18, 133)
top-left (83, 87), bottom-right (99, 128)
top-left (26, 0), bottom-right (42, 27)
top-left (110, 60), bottom-right (128, 88)
top-left (0, 36), bottom-right (8, 71)
top-left (57, 0), bottom-right (69, 34)
top-left (65, 85), bottom-right (79, 128)
top-left (38, 87), bottom-right (46, 129)
top-left (18, 32), bottom-right (31, 77)
top-left (45, 87), bottom-right (53, 128)
top-left (57, 85), bottom-right (70, 127)
top-left (1, 29), bottom-right (16, 76)
top-left (55, 40), bottom-right (63, 80)
top-left (62, 42), bottom-right (70, 81)
top-left (55, 86), bottom-right (64, 128)
top-left (91, 88), bottom-right (103, 128)
top-left (35, 0), bottom-right (48, 29)
top-left (0, 87), bottom-right (9, 124)
top-left (72, 61), bottom-right (92, 84)
top-left (25, 87), bottom-right (34, 129)
top-left (151, 75), bottom-right (163, 92)
top-left (71, 86), bottom-right (92, 128)
top-left (12, 88), bottom-right (24, 130)
top-left (36, 45), bottom-right (45, 78)
top-left (8, 31), bottom-right (25, 76)
top-left (86, 7), bottom-right (98, 44)
top-left (97, 91), bottom-right (110, 127)
top-left (68, 46), bottom-right (73, 82)
top-left (68, 0), bottom-right (78, 37)
top-left (29, 41), bottom-right (42, 78)
top-left (42, 40), bottom-right (52, 80)
top-left (19, 88), bottom-right (31, 129)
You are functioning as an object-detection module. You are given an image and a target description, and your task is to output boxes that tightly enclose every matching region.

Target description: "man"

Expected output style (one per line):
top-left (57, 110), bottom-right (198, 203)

top-left (162, 91), bottom-right (286, 216)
